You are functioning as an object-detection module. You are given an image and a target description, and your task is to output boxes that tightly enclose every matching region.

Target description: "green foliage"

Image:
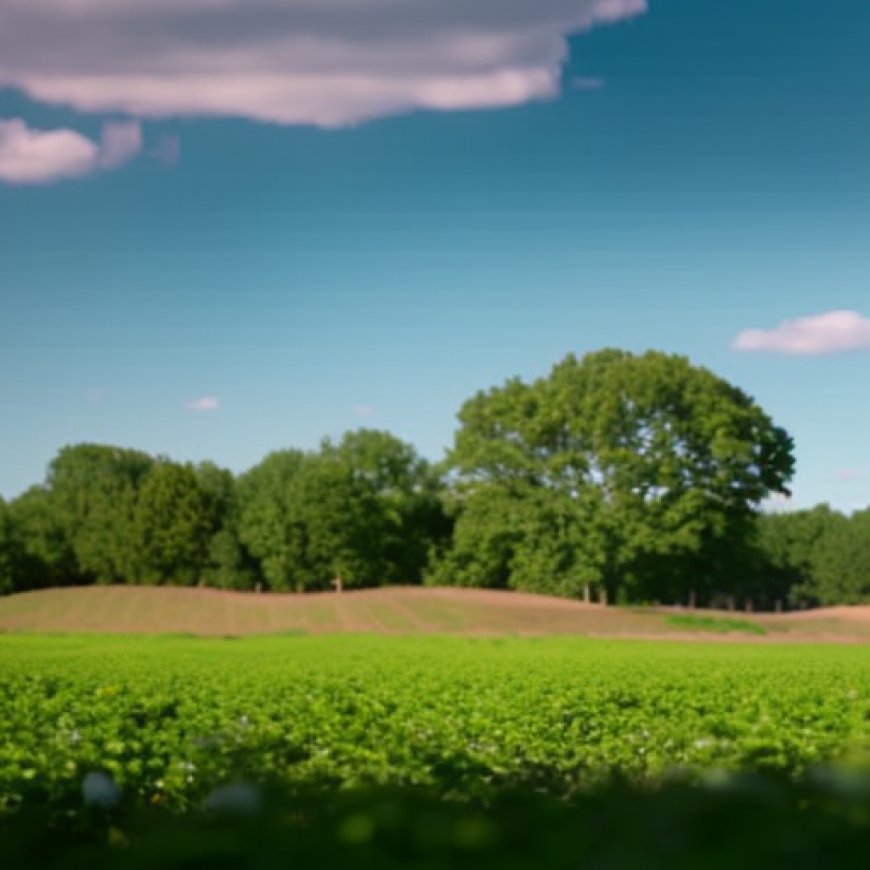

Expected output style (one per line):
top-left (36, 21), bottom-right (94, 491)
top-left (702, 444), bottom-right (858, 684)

top-left (8, 774), bottom-right (870, 869)
top-left (428, 486), bottom-right (530, 589)
top-left (327, 430), bottom-right (451, 584)
top-left (129, 462), bottom-right (216, 586)
top-left (13, 349), bottom-right (870, 610)
top-left (666, 614), bottom-right (766, 635)
top-left (5, 486), bottom-right (78, 590)
top-left (194, 462), bottom-right (260, 589)
top-left (237, 432), bottom-right (447, 591)
top-left (750, 506), bottom-right (870, 607)
top-left (3, 634), bottom-right (870, 822)
top-left (6, 635), bottom-right (870, 866)
top-left (0, 499), bottom-right (16, 595)
top-left (808, 509), bottom-right (870, 605)
top-left (48, 444), bottom-right (155, 584)
top-left (437, 349), bottom-right (795, 603)
top-left (236, 449), bottom-right (309, 590)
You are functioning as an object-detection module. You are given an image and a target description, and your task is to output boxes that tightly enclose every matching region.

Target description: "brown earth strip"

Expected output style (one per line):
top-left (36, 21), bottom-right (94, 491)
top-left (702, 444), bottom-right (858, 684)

top-left (2, 586), bottom-right (870, 643)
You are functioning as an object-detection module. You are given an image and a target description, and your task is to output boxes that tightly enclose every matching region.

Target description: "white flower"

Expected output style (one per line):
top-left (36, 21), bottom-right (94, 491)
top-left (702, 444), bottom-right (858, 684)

top-left (82, 771), bottom-right (121, 809)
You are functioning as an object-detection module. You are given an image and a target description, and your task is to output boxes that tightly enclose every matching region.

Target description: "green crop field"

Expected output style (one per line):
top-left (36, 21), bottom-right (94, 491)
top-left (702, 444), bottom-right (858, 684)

top-left (4, 634), bottom-right (870, 809)
top-left (5, 634), bottom-right (870, 867)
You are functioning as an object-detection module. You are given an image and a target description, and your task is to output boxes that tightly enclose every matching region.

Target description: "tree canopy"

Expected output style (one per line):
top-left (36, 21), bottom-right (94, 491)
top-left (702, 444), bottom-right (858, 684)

top-left (432, 349), bottom-right (795, 603)
top-left (3, 348), bottom-right (869, 610)
top-left (236, 431), bottom-right (446, 591)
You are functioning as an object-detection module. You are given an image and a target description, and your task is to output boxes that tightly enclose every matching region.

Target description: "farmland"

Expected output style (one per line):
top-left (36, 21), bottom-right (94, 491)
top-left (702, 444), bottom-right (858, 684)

top-left (6, 629), bottom-right (870, 865)
top-left (4, 633), bottom-right (870, 813)
top-left (6, 585), bottom-right (870, 641)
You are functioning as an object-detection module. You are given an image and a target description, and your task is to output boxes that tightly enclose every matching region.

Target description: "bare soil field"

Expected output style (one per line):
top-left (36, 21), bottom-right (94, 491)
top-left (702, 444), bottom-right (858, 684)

top-left (2, 586), bottom-right (870, 642)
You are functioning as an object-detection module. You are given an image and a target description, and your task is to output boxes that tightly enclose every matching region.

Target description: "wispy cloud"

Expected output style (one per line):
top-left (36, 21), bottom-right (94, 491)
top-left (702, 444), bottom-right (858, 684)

top-left (353, 405), bottom-right (377, 420)
top-left (732, 310), bottom-right (870, 356)
top-left (0, 1), bottom-right (646, 127)
top-left (572, 77), bottom-right (605, 91)
top-left (183, 396), bottom-right (220, 413)
top-left (835, 469), bottom-right (864, 483)
top-left (151, 134), bottom-right (181, 168)
top-left (84, 388), bottom-right (107, 406)
top-left (98, 120), bottom-right (143, 169)
top-left (0, 117), bottom-right (142, 185)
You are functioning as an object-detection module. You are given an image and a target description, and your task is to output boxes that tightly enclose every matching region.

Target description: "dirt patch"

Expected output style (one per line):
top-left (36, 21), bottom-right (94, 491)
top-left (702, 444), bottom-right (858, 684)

top-left (2, 586), bottom-right (870, 643)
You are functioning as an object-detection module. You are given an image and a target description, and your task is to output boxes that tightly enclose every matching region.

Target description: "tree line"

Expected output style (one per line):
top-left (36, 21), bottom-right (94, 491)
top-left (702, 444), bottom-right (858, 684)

top-left (1, 349), bottom-right (868, 608)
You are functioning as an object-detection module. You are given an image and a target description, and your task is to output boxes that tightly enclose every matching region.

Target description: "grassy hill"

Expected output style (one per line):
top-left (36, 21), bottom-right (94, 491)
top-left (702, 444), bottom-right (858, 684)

top-left (2, 585), bottom-right (870, 641)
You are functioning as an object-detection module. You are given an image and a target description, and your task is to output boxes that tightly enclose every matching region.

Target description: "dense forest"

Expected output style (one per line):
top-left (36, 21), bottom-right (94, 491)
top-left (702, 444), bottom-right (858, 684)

top-left (1, 349), bottom-right (868, 609)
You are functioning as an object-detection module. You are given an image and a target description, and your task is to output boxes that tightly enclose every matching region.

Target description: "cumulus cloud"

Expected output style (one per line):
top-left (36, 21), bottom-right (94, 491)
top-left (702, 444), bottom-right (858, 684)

top-left (0, 117), bottom-right (143, 184)
top-left (0, 0), bottom-right (646, 127)
top-left (183, 396), bottom-right (220, 412)
top-left (732, 310), bottom-right (870, 356)
top-left (0, 117), bottom-right (99, 183)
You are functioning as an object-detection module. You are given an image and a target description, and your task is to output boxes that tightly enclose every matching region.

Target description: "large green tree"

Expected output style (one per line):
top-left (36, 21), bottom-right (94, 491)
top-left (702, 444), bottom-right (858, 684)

top-left (324, 430), bottom-right (450, 584)
top-left (47, 444), bottom-right (154, 583)
top-left (237, 448), bottom-right (383, 591)
top-left (194, 462), bottom-right (261, 590)
top-left (6, 485), bottom-right (78, 590)
top-left (795, 509), bottom-right (870, 605)
top-left (435, 349), bottom-right (794, 603)
top-left (750, 505), bottom-right (847, 608)
top-left (237, 431), bottom-right (447, 591)
top-left (236, 450), bottom-right (309, 590)
top-left (130, 461), bottom-right (216, 586)
top-left (0, 498), bottom-right (17, 595)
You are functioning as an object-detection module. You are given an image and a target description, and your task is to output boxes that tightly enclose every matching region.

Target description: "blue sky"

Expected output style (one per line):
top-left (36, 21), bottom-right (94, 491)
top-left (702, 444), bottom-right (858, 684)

top-left (1, 0), bottom-right (869, 510)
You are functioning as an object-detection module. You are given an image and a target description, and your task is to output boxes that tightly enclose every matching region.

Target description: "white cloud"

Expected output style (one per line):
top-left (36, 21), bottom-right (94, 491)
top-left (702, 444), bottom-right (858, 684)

top-left (353, 404), bottom-right (377, 419)
top-left (98, 120), bottom-right (143, 169)
top-left (0, 117), bottom-right (142, 184)
top-left (0, 117), bottom-right (99, 183)
top-left (0, 1), bottom-right (646, 127)
top-left (183, 396), bottom-right (220, 412)
top-left (732, 310), bottom-right (870, 356)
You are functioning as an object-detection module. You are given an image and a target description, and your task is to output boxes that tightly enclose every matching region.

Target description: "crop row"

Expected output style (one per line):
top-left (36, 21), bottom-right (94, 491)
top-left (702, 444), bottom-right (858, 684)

top-left (2, 635), bottom-right (870, 818)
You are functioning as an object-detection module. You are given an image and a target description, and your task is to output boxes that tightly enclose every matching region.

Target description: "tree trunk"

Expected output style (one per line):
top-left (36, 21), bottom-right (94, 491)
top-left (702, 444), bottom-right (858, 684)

top-left (745, 597), bottom-right (754, 613)
top-left (775, 599), bottom-right (783, 613)
top-left (598, 586), bottom-right (608, 607)
top-left (688, 589), bottom-right (697, 610)
top-left (583, 583), bottom-right (591, 604)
